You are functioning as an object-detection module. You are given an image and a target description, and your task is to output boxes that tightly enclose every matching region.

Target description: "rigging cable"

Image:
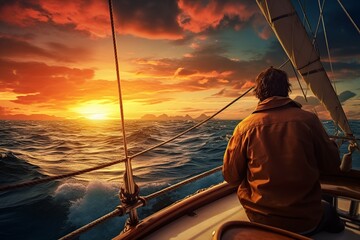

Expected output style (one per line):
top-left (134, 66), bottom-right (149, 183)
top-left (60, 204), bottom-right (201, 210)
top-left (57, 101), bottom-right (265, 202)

top-left (290, 60), bottom-right (308, 102)
top-left (278, 59), bottom-right (308, 102)
top-left (312, 0), bottom-right (325, 46)
top-left (337, 0), bottom-right (360, 34)
top-left (0, 157), bottom-right (126, 192)
top-left (317, 0), bottom-right (337, 93)
top-left (108, 0), bottom-right (138, 225)
top-left (297, 0), bottom-right (314, 35)
top-left (0, 87), bottom-right (253, 193)
top-left (129, 87), bottom-right (254, 160)
top-left (59, 208), bottom-right (124, 240)
top-left (56, 87), bottom-right (254, 239)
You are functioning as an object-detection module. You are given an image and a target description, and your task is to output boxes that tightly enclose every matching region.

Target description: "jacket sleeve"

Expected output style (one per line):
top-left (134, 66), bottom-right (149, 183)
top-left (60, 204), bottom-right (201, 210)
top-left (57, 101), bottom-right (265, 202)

top-left (222, 126), bottom-right (247, 185)
top-left (311, 115), bottom-right (341, 174)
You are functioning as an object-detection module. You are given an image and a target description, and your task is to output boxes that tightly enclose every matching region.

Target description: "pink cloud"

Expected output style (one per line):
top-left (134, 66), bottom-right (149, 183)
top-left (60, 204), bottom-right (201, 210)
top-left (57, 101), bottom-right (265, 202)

top-left (0, 1), bottom-right (48, 26)
top-left (178, 0), bottom-right (257, 33)
top-left (0, 0), bottom-right (262, 40)
top-left (0, 0), bottom-right (110, 38)
top-left (0, 59), bottom-right (119, 106)
top-left (39, 0), bottom-right (110, 38)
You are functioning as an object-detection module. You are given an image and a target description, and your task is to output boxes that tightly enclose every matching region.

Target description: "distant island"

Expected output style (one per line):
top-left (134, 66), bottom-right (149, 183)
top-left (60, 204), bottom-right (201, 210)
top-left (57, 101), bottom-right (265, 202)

top-left (140, 113), bottom-right (210, 121)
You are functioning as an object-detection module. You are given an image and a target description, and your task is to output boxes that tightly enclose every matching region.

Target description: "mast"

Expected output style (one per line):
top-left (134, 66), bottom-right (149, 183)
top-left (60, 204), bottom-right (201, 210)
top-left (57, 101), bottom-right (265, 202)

top-left (256, 0), bottom-right (353, 136)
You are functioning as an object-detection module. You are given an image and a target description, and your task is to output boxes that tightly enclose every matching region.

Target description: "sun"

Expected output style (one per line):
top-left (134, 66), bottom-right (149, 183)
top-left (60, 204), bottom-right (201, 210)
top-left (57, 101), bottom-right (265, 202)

top-left (87, 113), bottom-right (107, 120)
top-left (71, 100), bottom-right (118, 120)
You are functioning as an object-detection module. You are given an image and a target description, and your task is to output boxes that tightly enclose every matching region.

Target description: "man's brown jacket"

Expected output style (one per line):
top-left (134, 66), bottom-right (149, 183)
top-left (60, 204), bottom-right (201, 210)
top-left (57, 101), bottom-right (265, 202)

top-left (223, 96), bottom-right (341, 233)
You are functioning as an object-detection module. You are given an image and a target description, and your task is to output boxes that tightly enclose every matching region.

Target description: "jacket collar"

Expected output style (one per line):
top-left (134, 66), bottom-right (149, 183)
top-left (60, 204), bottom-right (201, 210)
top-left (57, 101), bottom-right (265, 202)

top-left (253, 96), bottom-right (302, 113)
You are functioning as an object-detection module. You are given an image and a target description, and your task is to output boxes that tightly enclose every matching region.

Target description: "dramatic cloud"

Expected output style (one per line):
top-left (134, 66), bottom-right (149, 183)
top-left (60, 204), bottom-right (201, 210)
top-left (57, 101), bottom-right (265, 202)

top-left (0, 59), bottom-right (118, 107)
top-left (0, 0), bottom-right (358, 120)
top-left (0, 0), bottom-right (274, 41)
top-left (294, 90), bottom-right (356, 106)
top-left (293, 96), bottom-right (320, 106)
top-left (114, 0), bottom-right (183, 40)
top-left (338, 90), bottom-right (356, 103)
top-left (178, 0), bottom-right (257, 33)
top-left (0, 0), bottom-right (110, 38)
top-left (126, 41), bottom-right (284, 98)
top-left (0, 36), bottom-right (91, 62)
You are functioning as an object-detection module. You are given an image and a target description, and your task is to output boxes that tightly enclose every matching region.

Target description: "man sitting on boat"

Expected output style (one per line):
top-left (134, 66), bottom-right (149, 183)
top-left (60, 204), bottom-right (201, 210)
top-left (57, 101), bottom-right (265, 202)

top-left (222, 66), bottom-right (344, 236)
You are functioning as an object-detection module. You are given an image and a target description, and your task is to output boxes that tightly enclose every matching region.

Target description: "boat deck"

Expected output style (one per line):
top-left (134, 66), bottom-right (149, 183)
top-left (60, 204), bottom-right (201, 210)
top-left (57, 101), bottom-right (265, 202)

top-left (143, 191), bottom-right (359, 240)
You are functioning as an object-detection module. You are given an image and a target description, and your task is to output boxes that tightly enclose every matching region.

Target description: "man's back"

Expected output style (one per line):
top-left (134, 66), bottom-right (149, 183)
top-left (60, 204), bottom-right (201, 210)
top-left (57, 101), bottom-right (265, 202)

top-left (223, 96), bottom-right (340, 233)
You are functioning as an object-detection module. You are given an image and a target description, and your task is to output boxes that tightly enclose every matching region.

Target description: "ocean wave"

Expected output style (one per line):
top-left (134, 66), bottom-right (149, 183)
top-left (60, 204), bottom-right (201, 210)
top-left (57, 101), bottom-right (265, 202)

top-left (1, 119), bottom-right (359, 240)
top-left (0, 150), bottom-right (44, 184)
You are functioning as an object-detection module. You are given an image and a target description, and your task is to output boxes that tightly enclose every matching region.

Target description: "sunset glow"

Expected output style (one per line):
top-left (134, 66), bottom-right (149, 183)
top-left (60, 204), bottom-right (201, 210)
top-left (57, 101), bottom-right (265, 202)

top-left (0, 0), bottom-right (359, 120)
top-left (71, 101), bottom-right (118, 120)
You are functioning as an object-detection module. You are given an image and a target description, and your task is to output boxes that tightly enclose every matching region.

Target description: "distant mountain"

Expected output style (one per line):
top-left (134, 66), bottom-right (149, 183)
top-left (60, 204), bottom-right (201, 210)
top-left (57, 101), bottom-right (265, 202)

top-left (141, 113), bottom-right (210, 121)
top-left (195, 113), bottom-right (208, 121)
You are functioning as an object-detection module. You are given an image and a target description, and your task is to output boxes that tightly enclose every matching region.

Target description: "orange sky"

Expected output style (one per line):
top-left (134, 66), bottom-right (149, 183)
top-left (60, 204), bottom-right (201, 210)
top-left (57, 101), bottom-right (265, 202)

top-left (0, 0), bottom-right (359, 121)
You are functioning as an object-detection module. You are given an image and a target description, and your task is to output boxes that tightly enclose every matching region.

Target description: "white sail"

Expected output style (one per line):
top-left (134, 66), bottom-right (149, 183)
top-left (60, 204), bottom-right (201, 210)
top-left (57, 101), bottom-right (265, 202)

top-left (256, 0), bottom-right (353, 135)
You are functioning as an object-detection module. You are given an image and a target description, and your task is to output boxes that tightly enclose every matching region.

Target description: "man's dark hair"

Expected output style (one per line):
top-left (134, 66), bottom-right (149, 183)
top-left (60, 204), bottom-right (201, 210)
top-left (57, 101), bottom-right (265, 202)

top-left (254, 67), bottom-right (292, 101)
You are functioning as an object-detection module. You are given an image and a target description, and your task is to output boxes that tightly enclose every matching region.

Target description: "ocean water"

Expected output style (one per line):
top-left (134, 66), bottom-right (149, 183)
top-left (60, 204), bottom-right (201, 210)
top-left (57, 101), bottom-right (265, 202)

top-left (0, 119), bottom-right (359, 240)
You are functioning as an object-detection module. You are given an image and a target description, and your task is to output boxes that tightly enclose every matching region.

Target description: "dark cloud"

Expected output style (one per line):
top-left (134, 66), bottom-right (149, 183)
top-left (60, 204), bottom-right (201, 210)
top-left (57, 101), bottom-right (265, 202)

top-left (178, 0), bottom-right (258, 33)
top-left (127, 42), bottom-right (282, 97)
top-left (114, 0), bottom-right (183, 39)
top-left (294, 90), bottom-right (356, 107)
top-left (0, 36), bottom-right (91, 62)
top-left (338, 90), bottom-right (356, 103)
top-left (0, 36), bottom-right (56, 59)
top-left (0, 0), bottom-right (259, 40)
top-left (0, 0), bottom-right (110, 38)
top-left (331, 61), bottom-right (360, 80)
top-left (293, 96), bottom-right (320, 106)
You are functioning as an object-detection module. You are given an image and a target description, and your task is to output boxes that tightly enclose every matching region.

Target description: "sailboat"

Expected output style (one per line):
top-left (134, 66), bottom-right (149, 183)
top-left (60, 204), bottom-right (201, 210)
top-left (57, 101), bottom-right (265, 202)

top-left (0, 0), bottom-right (358, 239)
top-left (60, 0), bottom-right (360, 239)
top-left (109, 0), bottom-right (359, 239)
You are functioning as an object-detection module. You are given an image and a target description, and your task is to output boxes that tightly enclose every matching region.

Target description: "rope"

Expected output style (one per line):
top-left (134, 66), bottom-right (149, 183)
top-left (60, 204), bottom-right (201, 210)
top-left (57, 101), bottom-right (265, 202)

top-left (329, 135), bottom-right (360, 142)
top-left (297, 0), bottom-right (314, 35)
top-left (337, 0), bottom-right (360, 34)
top-left (291, 60), bottom-right (308, 102)
top-left (129, 87), bottom-right (254, 160)
top-left (109, 0), bottom-right (128, 159)
top-left (279, 58), bottom-right (290, 69)
top-left (277, 59), bottom-right (308, 102)
top-left (0, 158), bottom-right (126, 192)
top-left (108, 0), bottom-right (138, 224)
top-left (0, 87), bottom-right (253, 192)
top-left (145, 166), bottom-right (222, 201)
top-left (59, 208), bottom-right (123, 240)
top-left (313, 0), bottom-right (325, 46)
top-left (317, 0), bottom-right (337, 93)
top-left (59, 164), bottom-right (223, 239)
